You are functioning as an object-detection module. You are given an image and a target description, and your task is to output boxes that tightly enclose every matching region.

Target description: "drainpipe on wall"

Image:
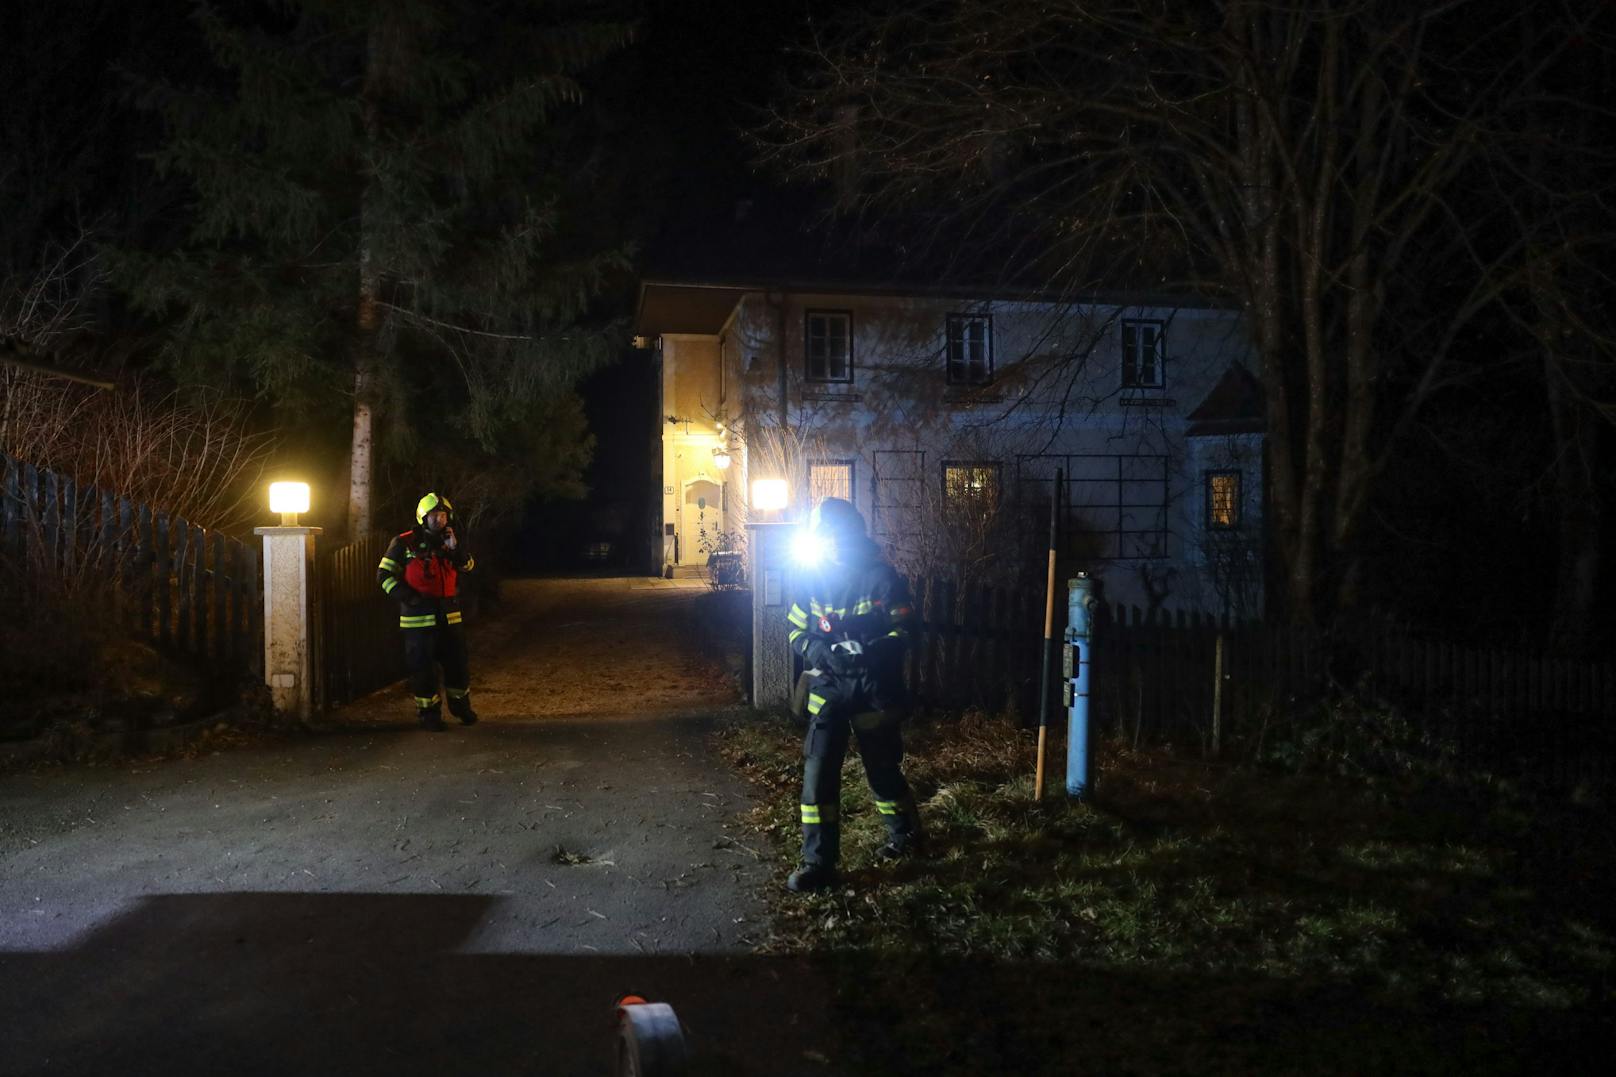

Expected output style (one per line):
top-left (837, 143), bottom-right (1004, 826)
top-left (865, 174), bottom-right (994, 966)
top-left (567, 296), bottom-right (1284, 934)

top-left (768, 289), bottom-right (788, 433)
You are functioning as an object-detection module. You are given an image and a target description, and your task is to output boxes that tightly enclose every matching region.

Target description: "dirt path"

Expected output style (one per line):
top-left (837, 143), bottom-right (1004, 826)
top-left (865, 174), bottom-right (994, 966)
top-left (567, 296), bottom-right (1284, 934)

top-left (0, 579), bottom-right (834, 1077)
top-left (422, 575), bottom-right (737, 721)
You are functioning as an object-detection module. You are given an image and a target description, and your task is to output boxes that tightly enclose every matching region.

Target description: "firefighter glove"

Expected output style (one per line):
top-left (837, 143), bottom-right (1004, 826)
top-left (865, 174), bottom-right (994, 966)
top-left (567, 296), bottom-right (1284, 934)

top-left (827, 651), bottom-right (863, 676)
top-left (827, 639), bottom-right (866, 676)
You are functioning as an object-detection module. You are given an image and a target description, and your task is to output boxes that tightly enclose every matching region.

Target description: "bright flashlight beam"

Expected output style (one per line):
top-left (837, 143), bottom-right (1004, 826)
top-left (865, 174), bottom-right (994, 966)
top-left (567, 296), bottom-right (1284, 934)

top-left (790, 529), bottom-right (830, 567)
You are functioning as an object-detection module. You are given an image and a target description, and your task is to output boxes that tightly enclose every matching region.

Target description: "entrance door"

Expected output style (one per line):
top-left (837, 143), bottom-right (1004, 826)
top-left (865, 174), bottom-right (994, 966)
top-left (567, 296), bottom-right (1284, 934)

top-left (680, 479), bottom-right (721, 565)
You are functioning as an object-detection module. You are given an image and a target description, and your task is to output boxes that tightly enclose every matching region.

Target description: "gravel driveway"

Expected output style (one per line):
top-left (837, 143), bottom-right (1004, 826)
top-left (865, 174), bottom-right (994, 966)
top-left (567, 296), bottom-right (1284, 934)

top-left (0, 578), bottom-right (833, 1076)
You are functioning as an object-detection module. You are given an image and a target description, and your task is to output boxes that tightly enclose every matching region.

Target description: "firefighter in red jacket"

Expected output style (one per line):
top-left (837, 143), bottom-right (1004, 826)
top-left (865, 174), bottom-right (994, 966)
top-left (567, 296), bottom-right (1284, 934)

top-left (784, 497), bottom-right (923, 892)
top-left (376, 492), bottom-right (477, 731)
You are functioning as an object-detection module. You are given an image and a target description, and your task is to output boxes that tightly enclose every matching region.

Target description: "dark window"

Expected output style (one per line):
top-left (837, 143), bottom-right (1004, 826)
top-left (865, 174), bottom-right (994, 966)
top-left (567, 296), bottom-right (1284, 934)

top-left (946, 314), bottom-right (993, 385)
top-left (805, 311), bottom-right (853, 382)
top-left (1206, 470), bottom-right (1241, 530)
top-left (1121, 319), bottom-right (1166, 389)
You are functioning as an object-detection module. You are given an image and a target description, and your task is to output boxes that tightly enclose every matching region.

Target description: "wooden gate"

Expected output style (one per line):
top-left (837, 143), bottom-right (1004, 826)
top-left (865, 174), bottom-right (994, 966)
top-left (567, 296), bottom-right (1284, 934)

top-left (316, 532), bottom-right (407, 708)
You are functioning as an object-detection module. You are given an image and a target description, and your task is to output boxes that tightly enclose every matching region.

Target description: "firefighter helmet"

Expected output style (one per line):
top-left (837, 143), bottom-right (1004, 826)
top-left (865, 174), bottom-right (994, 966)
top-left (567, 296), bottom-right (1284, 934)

top-left (809, 497), bottom-right (865, 540)
top-left (415, 492), bottom-right (454, 525)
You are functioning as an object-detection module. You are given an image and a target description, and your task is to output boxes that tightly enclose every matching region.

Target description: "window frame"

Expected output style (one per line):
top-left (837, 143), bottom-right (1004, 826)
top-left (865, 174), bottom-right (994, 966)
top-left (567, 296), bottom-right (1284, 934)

top-left (1120, 318), bottom-right (1167, 391)
top-left (804, 309), bottom-right (855, 384)
top-left (808, 458), bottom-right (858, 509)
top-left (945, 313), bottom-right (994, 386)
top-left (1204, 469), bottom-right (1243, 530)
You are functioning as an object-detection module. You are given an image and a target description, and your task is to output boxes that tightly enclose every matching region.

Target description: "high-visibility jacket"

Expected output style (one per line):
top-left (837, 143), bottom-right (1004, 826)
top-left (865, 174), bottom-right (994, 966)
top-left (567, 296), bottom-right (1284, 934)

top-left (376, 527), bottom-right (475, 630)
top-left (786, 539), bottom-right (914, 715)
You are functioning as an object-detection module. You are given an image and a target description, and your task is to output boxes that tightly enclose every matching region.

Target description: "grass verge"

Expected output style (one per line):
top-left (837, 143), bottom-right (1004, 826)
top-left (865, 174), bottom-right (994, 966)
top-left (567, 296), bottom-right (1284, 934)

top-left (719, 709), bottom-right (1615, 1074)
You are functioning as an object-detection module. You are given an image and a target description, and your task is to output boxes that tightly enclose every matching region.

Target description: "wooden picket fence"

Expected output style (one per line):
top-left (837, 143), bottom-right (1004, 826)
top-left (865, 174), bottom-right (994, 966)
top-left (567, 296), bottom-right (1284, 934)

top-left (894, 576), bottom-right (1616, 790)
top-left (315, 532), bottom-right (408, 708)
top-left (1094, 606), bottom-right (1616, 790)
top-left (901, 576), bottom-right (1047, 714)
top-left (0, 453), bottom-right (261, 673)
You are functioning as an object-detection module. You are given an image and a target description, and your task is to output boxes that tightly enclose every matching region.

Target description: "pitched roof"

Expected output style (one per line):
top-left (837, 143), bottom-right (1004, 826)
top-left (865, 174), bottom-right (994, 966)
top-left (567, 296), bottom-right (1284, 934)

top-left (1186, 361), bottom-right (1265, 436)
top-left (638, 184), bottom-right (1239, 328)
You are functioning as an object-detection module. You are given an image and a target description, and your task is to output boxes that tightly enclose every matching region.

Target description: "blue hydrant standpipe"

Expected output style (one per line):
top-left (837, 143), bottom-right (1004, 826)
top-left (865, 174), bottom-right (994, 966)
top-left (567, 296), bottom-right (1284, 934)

top-left (1065, 574), bottom-right (1095, 799)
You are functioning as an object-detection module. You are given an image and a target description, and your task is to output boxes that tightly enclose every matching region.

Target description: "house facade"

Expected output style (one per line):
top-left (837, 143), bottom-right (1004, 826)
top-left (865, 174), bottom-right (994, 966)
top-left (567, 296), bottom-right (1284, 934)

top-left (635, 278), bottom-right (1265, 618)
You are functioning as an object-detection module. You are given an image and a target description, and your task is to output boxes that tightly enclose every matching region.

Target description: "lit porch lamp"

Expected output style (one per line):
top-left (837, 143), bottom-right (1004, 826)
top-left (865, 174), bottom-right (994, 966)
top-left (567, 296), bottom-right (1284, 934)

top-left (268, 481), bottom-right (310, 526)
top-left (712, 445), bottom-right (732, 470)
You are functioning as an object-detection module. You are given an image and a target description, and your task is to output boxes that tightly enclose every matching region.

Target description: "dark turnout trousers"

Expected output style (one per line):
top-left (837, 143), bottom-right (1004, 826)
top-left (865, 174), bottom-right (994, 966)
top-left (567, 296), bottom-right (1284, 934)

top-left (800, 705), bottom-right (919, 867)
top-left (403, 620), bottom-right (472, 719)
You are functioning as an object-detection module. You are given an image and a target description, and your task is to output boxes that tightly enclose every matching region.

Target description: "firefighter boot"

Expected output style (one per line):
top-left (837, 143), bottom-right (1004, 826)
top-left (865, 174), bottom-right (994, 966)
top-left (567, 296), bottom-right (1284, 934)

top-left (786, 862), bottom-right (840, 893)
top-left (877, 830), bottom-right (924, 861)
top-left (876, 797), bottom-right (924, 860)
top-left (446, 689), bottom-right (478, 726)
top-left (415, 693), bottom-right (446, 731)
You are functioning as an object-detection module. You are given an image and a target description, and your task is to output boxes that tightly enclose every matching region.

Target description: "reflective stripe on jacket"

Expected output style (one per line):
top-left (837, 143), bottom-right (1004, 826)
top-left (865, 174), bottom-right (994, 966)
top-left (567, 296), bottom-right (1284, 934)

top-left (786, 538), bottom-right (913, 711)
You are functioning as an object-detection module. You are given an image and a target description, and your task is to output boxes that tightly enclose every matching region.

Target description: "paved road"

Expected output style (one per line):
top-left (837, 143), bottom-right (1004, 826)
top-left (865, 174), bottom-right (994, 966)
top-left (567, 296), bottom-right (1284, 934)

top-left (0, 579), bottom-right (832, 1076)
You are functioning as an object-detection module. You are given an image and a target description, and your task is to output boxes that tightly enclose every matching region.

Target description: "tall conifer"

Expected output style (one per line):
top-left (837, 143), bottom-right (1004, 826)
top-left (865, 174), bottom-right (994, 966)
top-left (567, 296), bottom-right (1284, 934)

top-left (117, 0), bottom-right (633, 534)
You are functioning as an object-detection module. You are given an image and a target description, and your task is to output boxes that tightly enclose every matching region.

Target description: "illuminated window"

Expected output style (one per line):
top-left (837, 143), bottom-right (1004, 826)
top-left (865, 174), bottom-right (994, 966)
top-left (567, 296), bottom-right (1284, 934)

top-left (946, 314), bottom-right (993, 385)
top-left (943, 462), bottom-right (1001, 515)
top-left (1206, 470), bottom-right (1241, 529)
top-left (805, 311), bottom-right (853, 382)
top-left (809, 460), bottom-right (855, 507)
top-left (1122, 320), bottom-right (1165, 389)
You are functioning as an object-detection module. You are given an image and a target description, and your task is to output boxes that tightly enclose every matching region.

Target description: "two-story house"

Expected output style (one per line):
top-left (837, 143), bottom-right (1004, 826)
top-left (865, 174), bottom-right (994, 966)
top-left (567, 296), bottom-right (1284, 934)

top-left (635, 275), bottom-right (1265, 617)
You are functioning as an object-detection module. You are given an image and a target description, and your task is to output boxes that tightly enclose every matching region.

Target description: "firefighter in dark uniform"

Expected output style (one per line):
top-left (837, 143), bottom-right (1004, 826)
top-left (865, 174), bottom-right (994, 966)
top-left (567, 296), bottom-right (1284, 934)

top-left (376, 492), bottom-right (478, 731)
top-left (784, 497), bottom-right (923, 892)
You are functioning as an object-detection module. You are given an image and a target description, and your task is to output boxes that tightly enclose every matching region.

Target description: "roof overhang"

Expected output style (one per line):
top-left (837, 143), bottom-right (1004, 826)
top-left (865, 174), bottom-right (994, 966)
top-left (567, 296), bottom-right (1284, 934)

top-left (635, 280), bottom-right (753, 337)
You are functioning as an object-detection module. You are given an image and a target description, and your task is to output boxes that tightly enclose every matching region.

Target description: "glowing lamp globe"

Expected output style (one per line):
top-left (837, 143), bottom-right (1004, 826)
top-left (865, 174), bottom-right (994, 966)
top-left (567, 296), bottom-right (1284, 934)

top-left (750, 478), bottom-right (788, 512)
top-left (269, 481), bottom-right (310, 525)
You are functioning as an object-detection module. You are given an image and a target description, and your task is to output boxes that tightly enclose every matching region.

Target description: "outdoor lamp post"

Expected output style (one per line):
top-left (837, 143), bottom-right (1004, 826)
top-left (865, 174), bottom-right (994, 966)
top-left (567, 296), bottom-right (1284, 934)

top-left (255, 481), bottom-right (321, 723)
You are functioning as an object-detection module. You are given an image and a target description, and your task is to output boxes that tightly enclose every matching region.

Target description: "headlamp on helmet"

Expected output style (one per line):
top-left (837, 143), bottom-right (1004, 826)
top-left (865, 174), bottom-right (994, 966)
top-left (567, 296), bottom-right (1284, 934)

top-left (794, 497), bottom-right (864, 567)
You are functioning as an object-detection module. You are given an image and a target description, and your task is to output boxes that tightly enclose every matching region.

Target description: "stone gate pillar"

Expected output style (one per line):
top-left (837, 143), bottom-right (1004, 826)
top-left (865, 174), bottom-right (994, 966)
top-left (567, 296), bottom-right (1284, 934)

top-left (254, 525), bottom-right (321, 721)
top-left (746, 521), bottom-right (794, 709)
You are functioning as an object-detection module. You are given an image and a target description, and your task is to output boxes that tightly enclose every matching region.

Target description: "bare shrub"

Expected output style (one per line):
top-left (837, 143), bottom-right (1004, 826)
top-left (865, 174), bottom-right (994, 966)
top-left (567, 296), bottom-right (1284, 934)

top-left (1, 369), bottom-right (274, 533)
top-left (0, 232), bottom-right (100, 347)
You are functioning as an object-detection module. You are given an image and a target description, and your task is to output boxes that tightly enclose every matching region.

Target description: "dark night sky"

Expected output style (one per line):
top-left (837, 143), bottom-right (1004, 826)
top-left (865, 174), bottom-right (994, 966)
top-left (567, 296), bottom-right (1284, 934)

top-left (538, 0), bottom-right (832, 569)
top-left (4, 0), bottom-right (840, 570)
top-left (7, 2), bottom-right (1607, 632)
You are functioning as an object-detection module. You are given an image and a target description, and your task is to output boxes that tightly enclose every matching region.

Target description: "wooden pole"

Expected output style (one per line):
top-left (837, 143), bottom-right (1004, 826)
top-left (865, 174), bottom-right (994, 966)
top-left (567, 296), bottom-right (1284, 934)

top-left (1035, 468), bottom-right (1062, 799)
top-left (1212, 631), bottom-right (1225, 758)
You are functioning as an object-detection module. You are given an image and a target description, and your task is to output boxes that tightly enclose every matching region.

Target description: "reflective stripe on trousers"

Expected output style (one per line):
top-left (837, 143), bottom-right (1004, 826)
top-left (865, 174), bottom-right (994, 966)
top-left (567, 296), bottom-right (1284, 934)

top-left (799, 705), bottom-right (916, 867)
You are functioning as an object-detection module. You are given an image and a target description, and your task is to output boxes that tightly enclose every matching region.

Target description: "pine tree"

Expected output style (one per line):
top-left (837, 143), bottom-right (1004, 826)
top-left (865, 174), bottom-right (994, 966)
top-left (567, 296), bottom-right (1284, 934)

top-left (116, 0), bottom-right (634, 534)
